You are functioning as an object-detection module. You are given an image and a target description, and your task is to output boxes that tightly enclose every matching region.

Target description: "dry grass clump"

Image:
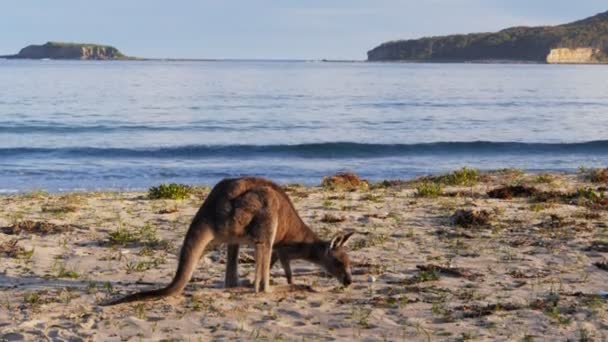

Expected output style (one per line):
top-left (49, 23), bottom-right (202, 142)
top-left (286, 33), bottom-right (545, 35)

top-left (1, 220), bottom-right (74, 235)
top-left (320, 213), bottom-right (346, 223)
top-left (372, 179), bottom-right (408, 189)
top-left (487, 185), bottom-right (538, 199)
top-left (587, 168), bottom-right (608, 183)
top-left (321, 172), bottom-right (369, 191)
top-left (42, 204), bottom-right (79, 214)
top-left (41, 193), bottom-right (86, 214)
top-left (450, 209), bottom-right (492, 228)
top-left (189, 186), bottom-right (211, 199)
top-left (0, 239), bottom-right (33, 259)
top-left (537, 214), bottom-right (574, 230)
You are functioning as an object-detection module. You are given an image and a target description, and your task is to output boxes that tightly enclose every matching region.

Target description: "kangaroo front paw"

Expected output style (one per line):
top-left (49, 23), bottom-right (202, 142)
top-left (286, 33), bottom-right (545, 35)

top-left (225, 278), bottom-right (239, 288)
top-left (260, 282), bottom-right (272, 293)
top-left (254, 282), bottom-right (272, 293)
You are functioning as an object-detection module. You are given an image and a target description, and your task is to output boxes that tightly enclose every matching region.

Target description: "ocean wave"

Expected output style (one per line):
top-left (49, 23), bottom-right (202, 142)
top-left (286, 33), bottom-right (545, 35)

top-left (355, 100), bottom-right (608, 109)
top-left (0, 123), bottom-right (244, 134)
top-left (0, 123), bottom-right (332, 134)
top-left (2, 141), bottom-right (608, 159)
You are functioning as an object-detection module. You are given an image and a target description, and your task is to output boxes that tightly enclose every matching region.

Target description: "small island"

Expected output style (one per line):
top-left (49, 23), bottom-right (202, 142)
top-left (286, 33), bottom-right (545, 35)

top-left (1, 41), bottom-right (131, 60)
top-left (368, 10), bottom-right (608, 64)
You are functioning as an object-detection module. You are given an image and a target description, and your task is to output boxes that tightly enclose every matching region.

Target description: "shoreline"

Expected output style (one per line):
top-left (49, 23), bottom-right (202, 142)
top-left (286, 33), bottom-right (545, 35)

top-left (1, 169), bottom-right (608, 340)
top-left (0, 168), bottom-right (584, 195)
top-left (3, 57), bottom-right (608, 65)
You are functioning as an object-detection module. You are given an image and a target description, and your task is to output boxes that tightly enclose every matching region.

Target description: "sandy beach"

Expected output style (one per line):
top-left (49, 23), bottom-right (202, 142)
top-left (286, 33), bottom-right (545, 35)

top-left (1, 169), bottom-right (608, 341)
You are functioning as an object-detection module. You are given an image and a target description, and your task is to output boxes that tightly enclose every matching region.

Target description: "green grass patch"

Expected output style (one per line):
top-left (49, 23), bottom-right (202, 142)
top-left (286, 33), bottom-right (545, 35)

top-left (438, 167), bottom-right (481, 186)
top-left (533, 173), bottom-right (555, 184)
top-left (24, 292), bottom-right (41, 305)
top-left (529, 203), bottom-right (548, 212)
top-left (55, 263), bottom-right (79, 279)
top-left (576, 188), bottom-right (603, 202)
top-left (416, 182), bottom-right (443, 198)
top-left (108, 227), bottom-right (139, 246)
top-left (148, 183), bottom-right (192, 200)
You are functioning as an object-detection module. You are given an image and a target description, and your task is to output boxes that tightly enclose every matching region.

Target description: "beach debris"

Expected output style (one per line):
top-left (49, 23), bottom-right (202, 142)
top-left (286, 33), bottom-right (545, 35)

top-left (1, 220), bottom-right (74, 235)
top-left (416, 264), bottom-right (483, 281)
top-left (435, 228), bottom-right (476, 239)
top-left (593, 261), bottom-right (608, 272)
top-left (320, 213), bottom-right (346, 223)
top-left (321, 172), bottom-right (369, 191)
top-left (361, 212), bottom-right (389, 220)
top-left (487, 185), bottom-right (538, 199)
top-left (450, 209), bottom-right (491, 228)
top-left (0, 239), bottom-right (28, 258)
top-left (454, 302), bottom-right (522, 318)
top-left (372, 179), bottom-right (408, 188)
top-left (507, 268), bottom-right (551, 279)
top-left (532, 190), bottom-right (570, 203)
top-left (157, 207), bottom-right (179, 214)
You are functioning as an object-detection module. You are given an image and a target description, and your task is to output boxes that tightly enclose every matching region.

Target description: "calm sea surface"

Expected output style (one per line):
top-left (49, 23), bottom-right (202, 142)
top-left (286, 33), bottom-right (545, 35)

top-left (1, 59), bottom-right (608, 192)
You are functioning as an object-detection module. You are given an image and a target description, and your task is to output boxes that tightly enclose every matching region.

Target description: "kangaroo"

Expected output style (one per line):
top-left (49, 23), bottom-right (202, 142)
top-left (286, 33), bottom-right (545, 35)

top-left (104, 177), bottom-right (354, 305)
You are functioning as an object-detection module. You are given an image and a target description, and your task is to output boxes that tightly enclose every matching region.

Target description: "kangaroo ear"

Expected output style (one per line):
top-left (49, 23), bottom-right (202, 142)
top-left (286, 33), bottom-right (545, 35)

top-left (338, 232), bottom-right (355, 247)
top-left (329, 232), bottom-right (355, 250)
top-left (329, 235), bottom-right (342, 250)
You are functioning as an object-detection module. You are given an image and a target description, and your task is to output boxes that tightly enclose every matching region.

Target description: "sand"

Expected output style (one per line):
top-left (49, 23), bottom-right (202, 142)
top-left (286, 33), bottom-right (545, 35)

top-left (1, 170), bottom-right (607, 341)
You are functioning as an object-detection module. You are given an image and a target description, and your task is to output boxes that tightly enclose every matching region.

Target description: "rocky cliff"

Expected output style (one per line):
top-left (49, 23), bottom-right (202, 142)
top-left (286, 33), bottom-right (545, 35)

top-left (546, 48), bottom-right (605, 64)
top-left (3, 42), bottom-right (128, 60)
top-left (368, 10), bottom-right (608, 63)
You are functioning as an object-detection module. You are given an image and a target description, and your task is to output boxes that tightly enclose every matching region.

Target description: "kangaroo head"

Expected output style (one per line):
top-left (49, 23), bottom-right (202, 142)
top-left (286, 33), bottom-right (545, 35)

top-left (321, 232), bottom-right (355, 286)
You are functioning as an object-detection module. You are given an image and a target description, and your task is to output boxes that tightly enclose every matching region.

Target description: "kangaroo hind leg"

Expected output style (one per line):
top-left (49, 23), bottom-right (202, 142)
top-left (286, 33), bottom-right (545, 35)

top-left (279, 252), bottom-right (293, 285)
top-left (225, 244), bottom-right (240, 288)
top-left (253, 219), bottom-right (278, 293)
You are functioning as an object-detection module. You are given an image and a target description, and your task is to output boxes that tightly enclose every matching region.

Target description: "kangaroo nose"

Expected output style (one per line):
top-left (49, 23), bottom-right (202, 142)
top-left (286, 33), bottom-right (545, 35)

top-left (343, 275), bottom-right (352, 286)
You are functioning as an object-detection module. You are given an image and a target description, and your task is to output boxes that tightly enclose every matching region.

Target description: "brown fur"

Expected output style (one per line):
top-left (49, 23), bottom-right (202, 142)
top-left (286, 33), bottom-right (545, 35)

top-left (103, 177), bottom-right (354, 305)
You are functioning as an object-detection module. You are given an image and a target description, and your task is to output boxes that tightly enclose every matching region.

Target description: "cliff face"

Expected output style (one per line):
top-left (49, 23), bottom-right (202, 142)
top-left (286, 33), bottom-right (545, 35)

top-left (5, 42), bottom-right (128, 60)
top-left (368, 10), bottom-right (608, 63)
top-left (546, 48), bottom-right (603, 64)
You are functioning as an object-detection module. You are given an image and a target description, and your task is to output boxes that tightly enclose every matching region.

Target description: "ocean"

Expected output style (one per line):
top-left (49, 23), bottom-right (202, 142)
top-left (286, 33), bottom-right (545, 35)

top-left (1, 59), bottom-right (608, 193)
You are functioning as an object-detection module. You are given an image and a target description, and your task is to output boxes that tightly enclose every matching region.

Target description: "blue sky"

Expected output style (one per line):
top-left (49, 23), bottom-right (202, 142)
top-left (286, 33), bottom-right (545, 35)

top-left (1, 1), bottom-right (606, 60)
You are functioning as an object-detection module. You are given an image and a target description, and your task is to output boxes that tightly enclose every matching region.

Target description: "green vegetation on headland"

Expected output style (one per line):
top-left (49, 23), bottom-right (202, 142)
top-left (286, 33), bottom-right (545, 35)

top-left (367, 10), bottom-right (608, 63)
top-left (1, 41), bottom-right (132, 60)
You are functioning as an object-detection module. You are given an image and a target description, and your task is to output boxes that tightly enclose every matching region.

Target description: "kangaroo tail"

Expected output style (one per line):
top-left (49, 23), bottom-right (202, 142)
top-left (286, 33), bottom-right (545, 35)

top-left (102, 223), bottom-right (215, 306)
top-left (100, 285), bottom-right (175, 306)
